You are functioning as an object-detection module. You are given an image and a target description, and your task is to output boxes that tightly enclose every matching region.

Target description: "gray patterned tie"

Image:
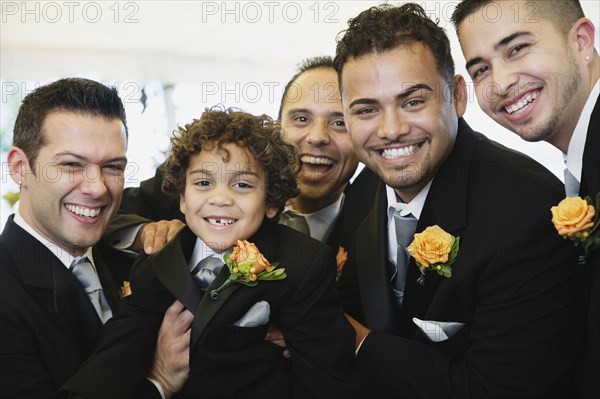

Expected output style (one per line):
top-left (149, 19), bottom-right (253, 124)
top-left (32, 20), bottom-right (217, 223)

top-left (392, 211), bottom-right (418, 305)
top-left (280, 210), bottom-right (310, 235)
top-left (563, 167), bottom-right (580, 197)
top-left (191, 256), bottom-right (225, 290)
top-left (70, 256), bottom-right (112, 323)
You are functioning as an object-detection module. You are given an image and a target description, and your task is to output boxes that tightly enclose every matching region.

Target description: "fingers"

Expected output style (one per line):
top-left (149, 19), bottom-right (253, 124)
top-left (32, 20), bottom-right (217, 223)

top-left (166, 220), bottom-right (185, 241)
top-left (265, 322), bottom-right (291, 358)
top-left (162, 300), bottom-right (194, 336)
top-left (141, 220), bottom-right (185, 254)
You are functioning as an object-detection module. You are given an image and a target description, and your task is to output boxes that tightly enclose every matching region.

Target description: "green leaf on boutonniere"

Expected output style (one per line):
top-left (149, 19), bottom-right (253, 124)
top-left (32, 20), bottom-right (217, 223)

top-left (409, 226), bottom-right (460, 286)
top-left (210, 240), bottom-right (286, 300)
top-left (551, 192), bottom-right (600, 265)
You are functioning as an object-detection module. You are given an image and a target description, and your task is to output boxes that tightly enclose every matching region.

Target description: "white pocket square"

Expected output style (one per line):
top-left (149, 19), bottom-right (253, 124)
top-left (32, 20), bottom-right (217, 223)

top-left (413, 317), bottom-right (465, 342)
top-left (234, 300), bottom-right (270, 327)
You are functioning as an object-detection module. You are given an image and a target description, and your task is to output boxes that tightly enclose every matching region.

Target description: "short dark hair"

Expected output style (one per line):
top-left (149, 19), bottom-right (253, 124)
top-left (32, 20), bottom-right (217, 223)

top-left (277, 55), bottom-right (336, 120)
top-left (451, 0), bottom-right (585, 36)
top-left (162, 107), bottom-right (300, 216)
top-left (13, 77), bottom-right (128, 167)
top-left (333, 3), bottom-right (455, 89)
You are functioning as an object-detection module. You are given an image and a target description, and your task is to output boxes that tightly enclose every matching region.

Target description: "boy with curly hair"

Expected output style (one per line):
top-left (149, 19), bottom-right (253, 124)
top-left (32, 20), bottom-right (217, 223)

top-left (59, 108), bottom-right (358, 399)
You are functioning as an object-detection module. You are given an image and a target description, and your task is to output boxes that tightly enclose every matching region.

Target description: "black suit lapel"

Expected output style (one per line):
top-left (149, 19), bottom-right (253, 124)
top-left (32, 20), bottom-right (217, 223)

top-left (581, 94), bottom-right (600, 197)
top-left (2, 217), bottom-right (103, 353)
top-left (190, 265), bottom-right (241, 352)
top-left (52, 263), bottom-right (103, 354)
top-left (401, 120), bottom-right (472, 337)
top-left (149, 227), bottom-right (203, 315)
top-left (354, 181), bottom-right (401, 333)
top-left (92, 248), bottom-right (122, 312)
top-left (188, 222), bottom-right (280, 352)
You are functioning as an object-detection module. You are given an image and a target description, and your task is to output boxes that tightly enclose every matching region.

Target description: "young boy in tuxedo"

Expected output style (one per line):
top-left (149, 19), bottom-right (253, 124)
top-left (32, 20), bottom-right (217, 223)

top-left (59, 108), bottom-right (357, 399)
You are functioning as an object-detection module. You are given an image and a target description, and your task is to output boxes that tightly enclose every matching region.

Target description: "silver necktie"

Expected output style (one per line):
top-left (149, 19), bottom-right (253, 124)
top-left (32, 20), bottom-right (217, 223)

top-left (70, 256), bottom-right (112, 323)
top-left (391, 211), bottom-right (418, 305)
top-left (563, 167), bottom-right (580, 197)
top-left (191, 256), bottom-right (224, 290)
top-left (280, 210), bottom-right (310, 235)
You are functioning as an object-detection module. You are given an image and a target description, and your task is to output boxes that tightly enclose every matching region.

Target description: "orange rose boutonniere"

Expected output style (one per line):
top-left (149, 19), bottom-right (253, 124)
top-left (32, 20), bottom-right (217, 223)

top-left (408, 225), bottom-right (460, 286)
top-left (335, 246), bottom-right (348, 283)
top-left (210, 240), bottom-right (286, 299)
top-left (120, 281), bottom-right (132, 298)
top-left (551, 193), bottom-right (600, 264)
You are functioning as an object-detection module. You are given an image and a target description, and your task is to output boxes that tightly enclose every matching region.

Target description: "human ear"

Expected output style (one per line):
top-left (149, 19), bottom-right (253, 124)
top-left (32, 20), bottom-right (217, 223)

top-left (265, 207), bottom-right (278, 219)
top-left (452, 75), bottom-right (468, 118)
top-left (571, 18), bottom-right (596, 60)
top-left (179, 192), bottom-right (186, 215)
top-left (6, 146), bottom-right (30, 187)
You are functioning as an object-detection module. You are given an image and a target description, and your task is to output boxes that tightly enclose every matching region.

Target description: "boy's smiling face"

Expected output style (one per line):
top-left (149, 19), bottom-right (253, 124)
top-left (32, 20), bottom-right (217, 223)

top-left (179, 143), bottom-right (277, 253)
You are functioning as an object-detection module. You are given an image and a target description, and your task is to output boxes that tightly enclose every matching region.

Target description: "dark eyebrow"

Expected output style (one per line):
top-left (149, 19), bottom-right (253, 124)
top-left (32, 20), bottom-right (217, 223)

top-left (54, 152), bottom-right (127, 164)
top-left (465, 31), bottom-right (531, 71)
top-left (188, 169), bottom-right (260, 178)
top-left (348, 83), bottom-right (432, 109)
top-left (397, 84), bottom-right (432, 100)
top-left (285, 108), bottom-right (311, 116)
top-left (348, 98), bottom-right (378, 109)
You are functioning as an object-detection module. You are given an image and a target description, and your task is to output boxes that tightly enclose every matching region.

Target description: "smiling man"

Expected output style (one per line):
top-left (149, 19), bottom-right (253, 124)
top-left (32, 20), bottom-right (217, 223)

top-left (452, 2), bottom-right (599, 397)
top-left (333, 3), bottom-right (585, 397)
top-left (278, 56), bottom-right (360, 242)
top-left (0, 78), bottom-right (192, 398)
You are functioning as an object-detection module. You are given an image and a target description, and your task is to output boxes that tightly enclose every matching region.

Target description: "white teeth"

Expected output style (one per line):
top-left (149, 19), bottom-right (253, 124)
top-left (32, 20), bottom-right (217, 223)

top-left (505, 91), bottom-right (538, 114)
top-left (381, 144), bottom-right (421, 159)
top-left (300, 156), bottom-right (334, 165)
top-left (65, 204), bottom-right (101, 218)
top-left (207, 218), bottom-right (235, 226)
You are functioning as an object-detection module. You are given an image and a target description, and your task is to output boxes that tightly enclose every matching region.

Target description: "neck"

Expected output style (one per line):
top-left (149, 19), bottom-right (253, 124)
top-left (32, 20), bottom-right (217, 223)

top-left (289, 185), bottom-right (346, 214)
top-left (547, 55), bottom-right (599, 153)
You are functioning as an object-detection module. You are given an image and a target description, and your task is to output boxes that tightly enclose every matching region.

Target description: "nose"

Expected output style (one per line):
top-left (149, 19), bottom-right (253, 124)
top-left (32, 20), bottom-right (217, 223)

top-left (79, 165), bottom-right (108, 198)
top-left (490, 62), bottom-right (519, 99)
top-left (377, 109), bottom-right (409, 141)
top-left (306, 120), bottom-right (330, 147)
top-left (208, 186), bottom-right (234, 207)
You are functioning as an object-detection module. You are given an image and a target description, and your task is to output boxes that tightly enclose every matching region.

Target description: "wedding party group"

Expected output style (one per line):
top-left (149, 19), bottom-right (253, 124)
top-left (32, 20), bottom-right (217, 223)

top-left (1, 1), bottom-right (598, 398)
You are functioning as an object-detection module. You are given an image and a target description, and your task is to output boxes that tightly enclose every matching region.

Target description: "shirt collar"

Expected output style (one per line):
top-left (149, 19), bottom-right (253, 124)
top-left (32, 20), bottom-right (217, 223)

top-left (284, 194), bottom-right (345, 242)
top-left (189, 238), bottom-right (230, 270)
top-left (13, 208), bottom-right (92, 269)
top-left (565, 79), bottom-right (600, 181)
top-left (386, 180), bottom-right (433, 220)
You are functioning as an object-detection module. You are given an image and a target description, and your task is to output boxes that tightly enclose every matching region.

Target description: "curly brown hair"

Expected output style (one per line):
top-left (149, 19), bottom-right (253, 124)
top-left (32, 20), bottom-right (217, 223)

top-left (162, 107), bottom-right (300, 216)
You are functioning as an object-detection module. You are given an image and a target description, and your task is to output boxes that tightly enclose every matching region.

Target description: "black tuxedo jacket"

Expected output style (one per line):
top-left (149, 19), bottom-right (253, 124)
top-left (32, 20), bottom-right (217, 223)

top-left (60, 220), bottom-right (358, 398)
top-left (334, 120), bottom-right (584, 398)
top-left (579, 94), bottom-right (599, 399)
top-left (0, 215), bottom-right (131, 398)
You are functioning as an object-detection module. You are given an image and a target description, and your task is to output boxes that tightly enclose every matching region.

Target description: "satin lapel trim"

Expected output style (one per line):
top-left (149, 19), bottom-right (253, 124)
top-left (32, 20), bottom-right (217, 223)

top-left (581, 96), bottom-right (600, 196)
top-left (401, 122), bottom-right (472, 332)
top-left (150, 228), bottom-right (202, 315)
top-left (190, 264), bottom-right (240, 352)
top-left (52, 261), bottom-right (103, 337)
top-left (355, 181), bottom-right (399, 332)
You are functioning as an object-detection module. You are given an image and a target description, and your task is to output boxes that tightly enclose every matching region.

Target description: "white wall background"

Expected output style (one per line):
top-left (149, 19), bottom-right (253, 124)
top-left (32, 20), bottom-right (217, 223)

top-left (1, 0), bottom-right (599, 228)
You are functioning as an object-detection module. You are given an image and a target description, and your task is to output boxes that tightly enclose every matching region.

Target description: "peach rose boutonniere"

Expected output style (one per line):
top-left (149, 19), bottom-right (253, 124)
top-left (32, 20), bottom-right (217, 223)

top-left (551, 193), bottom-right (600, 264)
top-left (335, 246), bottom-right (348, 283)
top-left (120, 281), bottom-right (132, 298)
top-left (407, 225), bottom-right (460, 286)
top-left (210, 240), bottom-right (286, 299)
